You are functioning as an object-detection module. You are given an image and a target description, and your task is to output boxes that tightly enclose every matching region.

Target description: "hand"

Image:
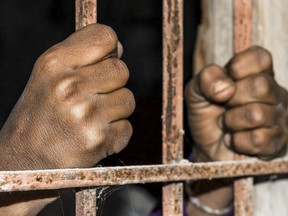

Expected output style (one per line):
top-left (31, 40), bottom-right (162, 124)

top-left (185, 46), bottom-right (288, 162)
top-left (0, 24), bottom-right (135, 170)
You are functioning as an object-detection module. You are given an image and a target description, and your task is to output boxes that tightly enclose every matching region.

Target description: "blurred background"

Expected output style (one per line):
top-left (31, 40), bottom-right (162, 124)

top-left (0, 0), bottom-right (200, 215)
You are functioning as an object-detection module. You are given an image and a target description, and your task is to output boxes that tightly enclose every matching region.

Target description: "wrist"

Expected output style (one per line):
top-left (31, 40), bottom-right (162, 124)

top-left (186, 179), bottom-right (233, 216)
top-left (0, 127), bottom-right (50, 171)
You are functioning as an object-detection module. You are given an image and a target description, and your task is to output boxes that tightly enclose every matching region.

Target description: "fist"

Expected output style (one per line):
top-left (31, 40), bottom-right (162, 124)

top-left (185, 46), bottom-right (288, 161)
top-left (0, 24), bottom-right (135, 170)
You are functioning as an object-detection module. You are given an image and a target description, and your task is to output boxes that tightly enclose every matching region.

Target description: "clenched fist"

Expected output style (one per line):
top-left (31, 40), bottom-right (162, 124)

top-left (0, 24), bottom-right (135, 170)
top-left (185, 46), bottom-right (288, 162)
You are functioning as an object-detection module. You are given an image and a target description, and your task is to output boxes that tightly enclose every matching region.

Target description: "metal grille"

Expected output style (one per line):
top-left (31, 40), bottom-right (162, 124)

top-left (1, 0), bottom-right (288, 215)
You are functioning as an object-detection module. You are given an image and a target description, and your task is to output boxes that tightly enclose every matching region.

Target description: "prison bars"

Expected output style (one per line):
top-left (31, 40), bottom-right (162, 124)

top-left (0, 0), bottom-right (286, 216)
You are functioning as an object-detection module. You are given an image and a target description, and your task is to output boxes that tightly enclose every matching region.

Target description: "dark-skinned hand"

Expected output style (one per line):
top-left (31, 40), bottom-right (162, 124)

top-left (0, 24), bottom-right (135, 216)
top-left (185, 46), bottom-right (288, 162)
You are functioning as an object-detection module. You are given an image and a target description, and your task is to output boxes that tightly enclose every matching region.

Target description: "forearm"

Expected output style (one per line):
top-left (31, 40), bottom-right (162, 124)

top-left (0, 130), bottom-right (58, 215)
top-left (0, 192), bottom-right (58, 216)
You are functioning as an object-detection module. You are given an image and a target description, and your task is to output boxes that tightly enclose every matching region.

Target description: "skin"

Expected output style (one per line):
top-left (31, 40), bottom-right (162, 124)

top-left (185, 46), bottom-right (288, 215)
top-left (0, 24), bottom-right (135, 215)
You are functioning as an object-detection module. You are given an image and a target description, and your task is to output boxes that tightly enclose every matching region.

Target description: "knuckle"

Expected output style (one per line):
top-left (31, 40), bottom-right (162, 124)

top-left (82, 123), bottom-right (108, 149)
top-left (115, 59), bottom-right (129, 80)
top-left (35, 46), bottom-right (61, 72)
top-left (250, 75), bottom-right (272, 98)
top-left (54, 75), bottom-right (80, 99)
top-left (227, 58), bottom-right (241, 76)
top-left (245, 104), bottom-right (264, 126)
top-left (90, 24), bottom-right (117, 47)
top-left (75, 24), bottom-right (118, 50)
top-left (70, 102), bottom-right (92, 122)
top-left (100, 24), bottom-right (118, 43)
top-left (250, 130), bottom-right (267, 150)
top-left (107, 121), bottom-right (132, 155)
top-left (252, 46), bottom-right (273, 70)
top-left (108, 58), bottom-right (129, 82)
top-left (122, 88), bottom-right (136, 110)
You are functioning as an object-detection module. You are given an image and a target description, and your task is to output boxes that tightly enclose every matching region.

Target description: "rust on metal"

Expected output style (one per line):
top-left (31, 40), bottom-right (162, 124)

top-left (162, 0), bottom-right (184, 215)
top-left (76, 188), bottom-right (97, 216)
top-left (234, 0), bottom-right (253, 53)
top-left (1, 159), bottom-right (288, 192)
top-left (75, 0), bottom-right (97, 30)
top-left (233, 0), bottom-right (254, 215)
top-left (75, 1), bottom-right (97, 215)
top-left (162, 0), bottom-right (184, 164)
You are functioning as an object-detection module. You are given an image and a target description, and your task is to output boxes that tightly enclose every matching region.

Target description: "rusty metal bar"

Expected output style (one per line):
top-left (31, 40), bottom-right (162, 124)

top-left (234, 0), bottom-right (253, 53)
top-left (1, 159), bottom-right (288, 192)
top-left (76, 188), bottom-right (97, 216)
top-left (75, 0), bottom-right (97, 30)
top-left (75, 1), bottom-right (97, 215)
top-left (162, 0), bottom-right (184, 215)
top-left (233, 0), bottom-right (253, 215)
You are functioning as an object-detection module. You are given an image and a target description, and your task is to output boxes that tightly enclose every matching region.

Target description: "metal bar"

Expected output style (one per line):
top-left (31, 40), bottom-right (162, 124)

top-left (234, 0), bottom-right (253, 53)
top-left (75, 1), bottom-right (97, 215)
top-left (76, 188), bottom-right (97, 216)
top-left (1, 159), bottom-right (288, 192)
top-left (162, 0), bottom-right (184, 215)
top-left (233, 0), bottom-right (253, 215)
top-left (75, 0), bottom-right (97, 30)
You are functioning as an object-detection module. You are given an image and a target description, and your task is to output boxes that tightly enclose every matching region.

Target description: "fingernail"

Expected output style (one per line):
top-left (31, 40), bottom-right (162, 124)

top-left (212, 80), bottom-right (232, 95)
top-left (223, 134), bottom-right (231, 148)
top-left (218, 116), bottom-right (224, 129)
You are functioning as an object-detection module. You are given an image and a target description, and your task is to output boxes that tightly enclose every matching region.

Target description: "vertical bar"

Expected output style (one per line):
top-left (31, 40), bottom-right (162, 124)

top-left (76, 0), bottom-right (97, 30)
top-left (75, 0), bottom-right (97, 215)
top-left (233, 0), bottom-right (253, 216)
top-left (76, 188), bottom-right (97, 216)
top-left (162, 0), bottom-right (184, 215)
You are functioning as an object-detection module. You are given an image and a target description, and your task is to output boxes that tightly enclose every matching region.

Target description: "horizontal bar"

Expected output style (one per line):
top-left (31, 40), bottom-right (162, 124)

top-left (0, 159), bottom-right (288, 192)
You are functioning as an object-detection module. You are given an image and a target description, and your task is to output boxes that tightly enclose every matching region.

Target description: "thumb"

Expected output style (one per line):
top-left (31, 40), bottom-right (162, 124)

top-left (185, 64), bottom-right (236, 153)
top-left (185, 64), bottom-right (235, 106)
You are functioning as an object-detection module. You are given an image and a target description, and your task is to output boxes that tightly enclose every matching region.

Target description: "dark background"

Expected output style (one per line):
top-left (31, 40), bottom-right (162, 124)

top-left (0, 0), bottom-right (200, 215)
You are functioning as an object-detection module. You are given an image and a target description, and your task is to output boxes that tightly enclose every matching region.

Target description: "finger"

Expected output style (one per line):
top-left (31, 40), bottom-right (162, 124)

top-left (105, 120), bottom-right (133, 156)
top-left (94, 88), bottom-right (135, 122)
top-left (86, 120), bottom-right (133, 163)
top-left (40, 24), bottom-right (118, 71)
top-left (76, 58), bottom-right (129, 94)
top-left (224, 103), bottom-right (281, 131)
top-left (230, 127), bottom-right (287, 158)
top-left (226, 46), bottom-right (273, 80)
top-left (191, 64), bottom-right (235, 103)
top-left (227, 73), bottom-right (280, 106)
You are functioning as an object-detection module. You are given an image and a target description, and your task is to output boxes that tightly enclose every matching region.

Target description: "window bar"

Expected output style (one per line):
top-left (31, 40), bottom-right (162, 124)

top-left (75, 0), bottom-right (97, 215)
top-left (233, 0), bottom-right (253, 215)
top-left (2, 159), bottom-right (288, 192)
top-left (162, 0), bottom-right (184, 215)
